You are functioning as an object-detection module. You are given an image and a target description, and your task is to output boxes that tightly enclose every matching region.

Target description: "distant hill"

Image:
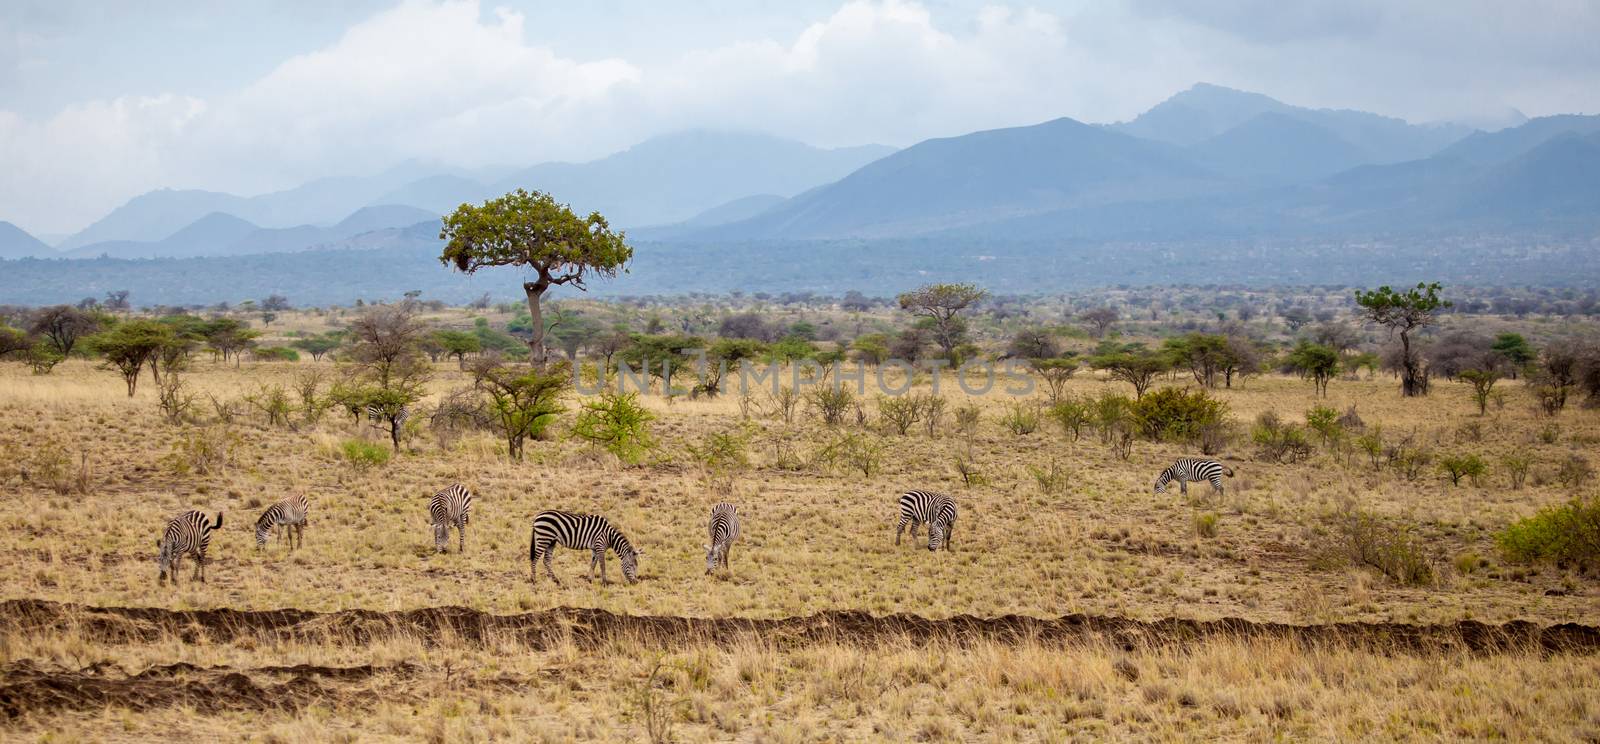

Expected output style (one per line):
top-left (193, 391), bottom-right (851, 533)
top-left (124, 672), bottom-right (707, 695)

top-left (63, 205), bottom-right (439, 259)
top-left (1188, 112), bottom-right (1372, 182)
top-left (0, 221), bottom-right (52, 259)
top-left (1111, 83), bottom-right (1468, 163)
top-left (375, 131), bottom-right (895, 228)
top-left (1433, 114), bottom-right (1600, 165)
top-left (704, 117), bottom-right (1213, 239)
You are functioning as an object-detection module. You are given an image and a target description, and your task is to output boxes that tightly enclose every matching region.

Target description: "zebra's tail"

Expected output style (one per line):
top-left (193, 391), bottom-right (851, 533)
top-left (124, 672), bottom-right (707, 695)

top-left (212, 512), bottom-right (224, 530)
top-left (1223, 466), bottom-right (1235, 477)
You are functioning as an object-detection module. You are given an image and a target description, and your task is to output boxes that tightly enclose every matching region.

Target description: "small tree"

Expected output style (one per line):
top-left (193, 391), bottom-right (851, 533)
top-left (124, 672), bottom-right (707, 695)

top-left (261, 294), bottom-right (292, 312)
top-left (1458, 369), bottom-right (1501, 416)
top-left (349, 306), bottom-right (432, 450)
top-left (1080, 307), bottom-right (1118, 338)
top-left (291, 334), bottom-right (341, 362)
top-left (440, 189), bottom-right (633, 366)
top-left (1030, 356), bottom-right (1080, 404)
top-left (89, 320), bottom-right (174, 396)
top-left (1490, 333), bottom-right (1535, 379)
top-left (1354, 282), bottom-right (1448, 397)
top-left (29, 305), bottom-right (100, 357)
top-left (896, 283), bottom-right (987, 361)
top-left (572, 391), bottom-right (656, 464)
top-left (1285, 341), bottom-right (1340, 397)
top-left (434, 330), bottom-right (482, 368)
top-left (475, 361), bottom-right (569, 461)
top-left (1091, 350), bottom-right (1170, 400)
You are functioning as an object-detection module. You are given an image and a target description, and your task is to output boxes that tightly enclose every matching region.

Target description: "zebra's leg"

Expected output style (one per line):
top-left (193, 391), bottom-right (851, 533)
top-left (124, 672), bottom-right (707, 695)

top-left (895, 516), bottom-right (908, 545)
top-left (947, 520), bottom-right (955, 551)
top-left (193, 552), bottom-right (204, 582)
top-left (1180, 480), bottom-right (1188, 496)
top-left (595, 549), bottom-right (609, 584)
top-left (458, 522), bottom-right (467, 554)
top-left (1212, 476), bottom-right (1224, 498)
top-left (723, 543), bottom-right (732, 570)
top-left (543, 547), bottom-right (561, 586)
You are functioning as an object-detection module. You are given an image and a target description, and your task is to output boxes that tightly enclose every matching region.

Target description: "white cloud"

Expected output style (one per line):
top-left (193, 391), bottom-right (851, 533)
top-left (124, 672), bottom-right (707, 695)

top-left (1, 0), bottom-right (1597, 234)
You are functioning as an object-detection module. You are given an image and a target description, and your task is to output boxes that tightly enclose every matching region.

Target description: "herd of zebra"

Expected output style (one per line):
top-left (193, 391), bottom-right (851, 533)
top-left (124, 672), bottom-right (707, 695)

top-left (153, 457), bottom-right (1234, 586)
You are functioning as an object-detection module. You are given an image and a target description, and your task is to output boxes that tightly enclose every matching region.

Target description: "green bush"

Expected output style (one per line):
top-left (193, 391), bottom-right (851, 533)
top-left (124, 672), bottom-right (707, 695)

top-left (1131, 387), bottom-right (1227, 443)
top-left (252, 346), bottom-right (300, 362)
top-left (1048, 397), bottom-right (1091, 441)
top-left (1497, 497), bottom-right (1600, 570)
top-left (1305, 405), bottom-right (1342, 447)
top-left (1001, 402), bottom-right (1040, 436)
top-left (1251, 412), bottom-right (1313, 463)
top-left (1193, 512), bottom-right (1220, 538)
top-left (340, 439), bottom-right (391, 471)
top-left (1329, 511), bottom-right (1436, 586)
top-left (572, 391), bottom-right (657, 465)
top-left (686, 427), bottom-right (751, 474)
top-left (1439, 453), bottom-right (1488, 486)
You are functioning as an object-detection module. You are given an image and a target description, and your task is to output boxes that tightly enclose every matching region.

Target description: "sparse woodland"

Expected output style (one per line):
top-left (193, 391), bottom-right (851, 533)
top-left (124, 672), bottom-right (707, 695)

top-left (1, 285), bottom-right (1598, 740)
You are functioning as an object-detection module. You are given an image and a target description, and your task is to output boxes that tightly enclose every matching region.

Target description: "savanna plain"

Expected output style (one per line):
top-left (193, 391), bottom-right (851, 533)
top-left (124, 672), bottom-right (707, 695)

top-left (1, 299), bottom-right (1598, 742)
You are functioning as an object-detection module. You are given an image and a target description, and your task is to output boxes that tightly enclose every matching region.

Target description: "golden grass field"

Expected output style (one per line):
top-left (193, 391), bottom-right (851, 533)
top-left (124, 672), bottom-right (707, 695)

top-left (1, 323), bottom-right (1598, 741)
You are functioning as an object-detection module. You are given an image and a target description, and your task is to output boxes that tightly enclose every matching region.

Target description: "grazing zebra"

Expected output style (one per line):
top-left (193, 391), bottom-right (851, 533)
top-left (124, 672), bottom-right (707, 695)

top-left (367, 404), bottom-right (409, 426)
top-left (255, 494), bottom-right (310, 551)
top-left (1153, 458), bottom-right (1234, 497)
top-left (895, 490), bottom-right (958, 552)
top-left (704, 503), bottom-right (741, 574)
top-left (156, 510), bottom-right (223, 585)
top-left (429, 484), bottom-right (473, 553)
top-left (529, 510), bottom-right (643, 585)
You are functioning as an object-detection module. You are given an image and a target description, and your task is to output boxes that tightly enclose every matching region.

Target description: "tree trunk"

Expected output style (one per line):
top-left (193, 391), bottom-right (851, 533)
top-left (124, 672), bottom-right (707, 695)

top-left (524, 280), bottom-right (549, 367)
top-left (1399, 330), bottom-right (1425, 397)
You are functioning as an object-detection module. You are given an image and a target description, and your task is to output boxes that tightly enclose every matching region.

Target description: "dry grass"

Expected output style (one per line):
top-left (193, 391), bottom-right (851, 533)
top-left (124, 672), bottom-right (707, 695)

top-left (2, 341), bottom-right (1597, 739)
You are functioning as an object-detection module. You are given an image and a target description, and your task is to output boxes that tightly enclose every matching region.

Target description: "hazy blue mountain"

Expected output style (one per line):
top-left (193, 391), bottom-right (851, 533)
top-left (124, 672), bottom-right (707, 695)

top-left (370, 175), bottom-right (497, 215)
top-left (702, 117), bottom-right (1214, 239)
top-left (64, 204), bottom-right (440, 259)
top-left (1112, 83), bottom-right (1469, 163)
top-left (1433, 114), bottom-right (1600, 165)
top-left (0, 221), bottom-right (53, 259)
top-left (486, 131), bottom-right (894, 227)
top-left (1188, 112), bottom-right (1371, 182)
top-left (58, 189), bottom-right (246, 250)
top-left (56, 162), bottom-right (459, 251)
top-left (1449, 131), bottom-right (1600, 223)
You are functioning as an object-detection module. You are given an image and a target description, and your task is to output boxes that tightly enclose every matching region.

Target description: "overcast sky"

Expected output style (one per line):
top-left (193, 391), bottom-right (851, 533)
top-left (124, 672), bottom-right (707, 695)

top-left (3, 0), bottom-right (1597, 235)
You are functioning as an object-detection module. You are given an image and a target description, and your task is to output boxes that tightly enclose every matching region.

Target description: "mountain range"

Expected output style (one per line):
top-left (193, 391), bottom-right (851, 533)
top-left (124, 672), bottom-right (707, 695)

top-left (4, 83), bottom-right (1597, 273)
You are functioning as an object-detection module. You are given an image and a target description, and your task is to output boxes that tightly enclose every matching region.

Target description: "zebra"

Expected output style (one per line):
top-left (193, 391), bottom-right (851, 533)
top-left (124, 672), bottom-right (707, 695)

top-left (429, 484), bottom-right (473, 553)
top-left (157, 510), bottom-right (223, 585)
top-left (529, 510), bottom-right (643, 585)
top-left (704, 503), bottom-right (741, 574)
top-left (895, 490), bottom-right (957, 552)
top-left (367, 404), bottom-right (409, 427)
top-left (1153, 458), bottom-right (1234, 497)
top-left (255, 494), bottom-right (309, 551)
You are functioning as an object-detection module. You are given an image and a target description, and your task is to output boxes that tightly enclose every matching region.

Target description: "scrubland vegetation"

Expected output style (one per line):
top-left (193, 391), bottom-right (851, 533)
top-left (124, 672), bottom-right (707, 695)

top-left (1, 285), bottom-right (1598, 740)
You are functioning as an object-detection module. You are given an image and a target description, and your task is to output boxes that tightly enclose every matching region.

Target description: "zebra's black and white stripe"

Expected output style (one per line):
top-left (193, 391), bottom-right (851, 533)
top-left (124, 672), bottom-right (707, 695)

top-left (1153, 458), bottom-right (1234, 497)
top-left (704, 502), bottom-right (741, 574)
top-left (895, 490), bottom-right (957, 552)
top-left (367, 404), bottom-right (409, 426)
top-left (429, 484), bottom-right (473, 553)
top-left (157, 510), bottom-right (223, 585)
top-left (529, 510), bottom-right (642, 585)
top-left (255, 494), bottom-right (309, 551)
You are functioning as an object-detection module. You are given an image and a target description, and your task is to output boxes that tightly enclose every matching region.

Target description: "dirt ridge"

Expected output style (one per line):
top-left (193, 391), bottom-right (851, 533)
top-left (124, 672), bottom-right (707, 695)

top-left (5, 598), bottom-right (1597, 655)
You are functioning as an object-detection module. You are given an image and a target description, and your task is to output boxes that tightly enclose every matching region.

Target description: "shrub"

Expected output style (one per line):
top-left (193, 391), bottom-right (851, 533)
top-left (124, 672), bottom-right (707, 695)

top-left (1502, 453), bottom-right (1532, 489)
top-left (1197, 422), bottom-right (1232, 456)
top-left (813, 431), bottom-right (884, 477)
top-left (1388, 440), bottom-right (1433, 482)
top-left (1328, 511), bottom-right (1436, 586)
top-left (1497, 497), bottom-right (1600, 571)
top-left (572, 391), bottom-right (657, 465)
top-left (162, 428), bottom-right (239, 477)
top-left (686, 428), bottom-right (751, 474)
top-left (807, 385), bottom-right (855, 426)
top-left (1555, 454), bottom-right (1593, 490)
top-left (252, 346), bottom-right (300, 362)
top-left (1252, 412), bottom-right (1313, 464)
top-left (1048, 397), bottom-right (1091, 441)
top-left (1356, 428), bottom-right (1385, 470)
top-left (1001, 402), bottom-right (1040, 436)
top-left (877, 395), bottom-right (923, 436)
top-left (953, 445), bottom-right (986, 487)
top-left (1538, 423), bottom-right (1561, 444)
top-left (953, 403), bottom-right (982, 435)
top-left (340, 439), bottom-right (391, 471)
top-left (1193, 512), bottom-right (1219, 538)
top-left (156, 373), bottom-right (196, 425)
top-left (1131, 387), bottom-right (1227, 443)
top-left (1439, 453), bottom-right (1487, 486)
top-left (1028, 459), bottom-right (1070, 496)
top-left (1305, 405), bottom-right (1342, 447)
top-left (1092, 392), bottom-right (1134, 444)
top-left (243, 384), bottom-right (292, 427)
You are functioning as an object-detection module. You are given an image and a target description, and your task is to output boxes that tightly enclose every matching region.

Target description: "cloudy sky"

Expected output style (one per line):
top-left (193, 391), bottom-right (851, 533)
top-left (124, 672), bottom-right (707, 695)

top-left (2, 0), bottom-right (1597, 235)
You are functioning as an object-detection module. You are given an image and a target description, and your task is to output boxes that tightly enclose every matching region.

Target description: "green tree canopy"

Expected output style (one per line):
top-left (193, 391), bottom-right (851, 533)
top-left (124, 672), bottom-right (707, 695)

top-left (440, 189), bottom-right (632, 365)
top-left (896, 283), bottom-right (987, 360)
top-left (1355, 282), bottom-right (1448, 397)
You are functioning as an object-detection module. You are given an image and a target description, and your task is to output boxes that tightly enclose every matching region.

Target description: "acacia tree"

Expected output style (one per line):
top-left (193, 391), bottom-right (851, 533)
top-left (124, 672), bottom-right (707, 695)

top-left (896, 283), bottom-right (988, 361)
top-left (1355, 282), bottom-right (1448, 397)
top-left (1091, 349), bottom-right (1170, 400)
top-left (473, 360), bottom-right (569, 461)
top-left (440, 189), bottom-right (632, 366)
top-left (29, 305), bottom-right (99, 357)
top-left (1285, 341), bottom-right (1340, 397)
top-left (89, 320), bottom-right (173, 396)
top-left (1080, 307), bottom-right (1118, 339)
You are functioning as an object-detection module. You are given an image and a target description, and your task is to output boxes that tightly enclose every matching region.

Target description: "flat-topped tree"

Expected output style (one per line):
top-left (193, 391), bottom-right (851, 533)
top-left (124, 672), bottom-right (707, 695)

top-left (1355, 282), bottom-right (1448, 397)
top-left (440, 189), bottom-right (632, 366)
